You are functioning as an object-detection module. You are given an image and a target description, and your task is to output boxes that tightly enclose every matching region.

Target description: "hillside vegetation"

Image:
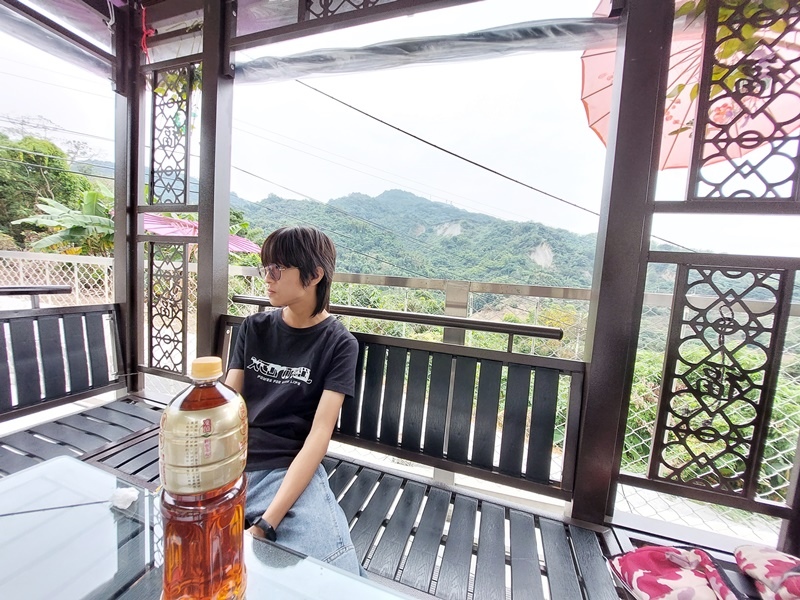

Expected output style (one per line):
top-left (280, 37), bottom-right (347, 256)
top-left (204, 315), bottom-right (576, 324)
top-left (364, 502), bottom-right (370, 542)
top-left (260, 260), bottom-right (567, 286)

top-left (235, 189), bottom-right (598, 287)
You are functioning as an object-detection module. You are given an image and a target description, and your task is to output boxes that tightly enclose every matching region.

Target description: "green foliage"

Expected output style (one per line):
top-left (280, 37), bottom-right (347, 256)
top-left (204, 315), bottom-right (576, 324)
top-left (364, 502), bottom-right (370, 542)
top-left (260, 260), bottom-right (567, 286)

top-left (234, 190), bottom-right (599, 288)
top-left (624, 345), bottom-right (800, 502)
top-left (0, 134), bottom-right (92, 245)
top-left (11, 191), bottom-right (114, 255)
top-left (667, 0), bottom-right (794, 135)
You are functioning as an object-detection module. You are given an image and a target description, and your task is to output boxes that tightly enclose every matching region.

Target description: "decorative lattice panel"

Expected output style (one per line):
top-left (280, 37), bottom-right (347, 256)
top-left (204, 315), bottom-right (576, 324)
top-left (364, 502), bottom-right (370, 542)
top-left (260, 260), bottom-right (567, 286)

top-left (149, 66), bottom-right (197, 205)
top-left (651, 264), bottom-right (794, 496)
top-left (305, 0), bottom-right (395, 19)
top-left (689, 0), bottom-right (800, 200)
top-left (148, 243), bottom-right (189, 374)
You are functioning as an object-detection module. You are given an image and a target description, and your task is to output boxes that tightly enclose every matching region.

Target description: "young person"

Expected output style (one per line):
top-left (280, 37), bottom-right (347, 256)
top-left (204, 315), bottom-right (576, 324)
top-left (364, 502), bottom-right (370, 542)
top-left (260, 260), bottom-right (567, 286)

top-left (225, 226), bottom-right (361, 574)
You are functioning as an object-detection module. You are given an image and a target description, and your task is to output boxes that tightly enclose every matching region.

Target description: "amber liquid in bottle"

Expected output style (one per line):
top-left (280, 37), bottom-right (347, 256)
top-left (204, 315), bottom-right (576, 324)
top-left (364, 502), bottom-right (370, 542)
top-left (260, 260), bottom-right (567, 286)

top-left (161, 476), bottom-right (246, 600)
top-left (159, 357), bottom-right (248, 600)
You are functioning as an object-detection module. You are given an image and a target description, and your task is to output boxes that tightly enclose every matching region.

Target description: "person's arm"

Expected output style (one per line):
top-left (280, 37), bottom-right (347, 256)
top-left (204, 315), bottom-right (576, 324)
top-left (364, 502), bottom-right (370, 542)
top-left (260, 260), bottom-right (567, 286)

top-left (252, 388), bottom-right (344, 535)
top-left (225, 368), bottom-right (244, 393)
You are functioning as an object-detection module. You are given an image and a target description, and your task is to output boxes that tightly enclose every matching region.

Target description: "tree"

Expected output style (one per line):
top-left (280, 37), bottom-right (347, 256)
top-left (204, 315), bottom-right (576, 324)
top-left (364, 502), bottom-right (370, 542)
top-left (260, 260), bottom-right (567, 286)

top-left (11, 191), bottom-right (114, 255)
top-left (0, 134), bottom-right (91, 245)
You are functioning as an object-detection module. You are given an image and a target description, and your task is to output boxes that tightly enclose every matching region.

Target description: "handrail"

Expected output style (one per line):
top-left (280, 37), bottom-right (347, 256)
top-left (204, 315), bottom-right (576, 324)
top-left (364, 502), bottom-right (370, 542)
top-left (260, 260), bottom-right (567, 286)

top-left (232, 294), bottom-right (564, 340)
top-left (0, 285), bottom-right (72, 295)
top-left (0, 285), bottom-right (72, 308)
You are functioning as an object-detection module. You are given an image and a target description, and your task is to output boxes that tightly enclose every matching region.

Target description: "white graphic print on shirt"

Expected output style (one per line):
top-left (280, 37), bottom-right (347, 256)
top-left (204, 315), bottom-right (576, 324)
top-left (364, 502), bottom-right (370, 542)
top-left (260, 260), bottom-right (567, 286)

top-left (247, 356), bottom-right (313, 385)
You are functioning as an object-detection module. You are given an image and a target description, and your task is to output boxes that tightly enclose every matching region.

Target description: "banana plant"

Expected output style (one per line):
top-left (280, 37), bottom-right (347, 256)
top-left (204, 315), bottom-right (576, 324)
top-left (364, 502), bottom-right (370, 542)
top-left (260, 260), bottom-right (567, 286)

top-left (12, 191), bottom-right (114, 255)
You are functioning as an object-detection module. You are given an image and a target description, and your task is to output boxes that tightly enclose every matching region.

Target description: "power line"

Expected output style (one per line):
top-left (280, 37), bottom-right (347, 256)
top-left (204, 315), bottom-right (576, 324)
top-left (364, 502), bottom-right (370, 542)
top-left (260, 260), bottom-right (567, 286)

top-left (234, 161), bottom-right (449, 261)
top-left (296, 80), bottom-right (697, 253)
top-left (233, 119), bottom-right (536, 223)
top-left (0, 69), bottom-right (111, 99)
top-left (0, 111), bottom-right (694, 253)
top-left (230, 164), bottom-right (437, 279)
top-left (0, 116), bottom-right (114, 144)
top-left (0, 144), bottom-right (114, 170)
top-left (0, 156), bottom-right (114, 180)
top-left (297, 80), bottom-right (602, 219)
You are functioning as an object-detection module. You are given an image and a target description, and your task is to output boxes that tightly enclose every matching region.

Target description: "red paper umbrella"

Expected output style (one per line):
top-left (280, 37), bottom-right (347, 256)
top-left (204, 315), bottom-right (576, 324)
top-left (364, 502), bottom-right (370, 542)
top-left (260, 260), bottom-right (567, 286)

top-left (142, 213), bottom-right (261, 253)
top-left (581, 0), bottom-right (800, 170)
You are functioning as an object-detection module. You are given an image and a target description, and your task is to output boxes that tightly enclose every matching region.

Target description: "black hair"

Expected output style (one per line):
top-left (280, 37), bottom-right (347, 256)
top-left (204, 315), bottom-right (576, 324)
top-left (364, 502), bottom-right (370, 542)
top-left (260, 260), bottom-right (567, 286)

top-left (260, 226), bottom-right (336, 316)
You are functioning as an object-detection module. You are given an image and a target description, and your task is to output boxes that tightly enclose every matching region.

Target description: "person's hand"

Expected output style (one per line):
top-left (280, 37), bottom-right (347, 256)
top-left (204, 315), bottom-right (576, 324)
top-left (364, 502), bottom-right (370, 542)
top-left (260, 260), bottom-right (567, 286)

top-left (248, 524), bottom-right (266, 539)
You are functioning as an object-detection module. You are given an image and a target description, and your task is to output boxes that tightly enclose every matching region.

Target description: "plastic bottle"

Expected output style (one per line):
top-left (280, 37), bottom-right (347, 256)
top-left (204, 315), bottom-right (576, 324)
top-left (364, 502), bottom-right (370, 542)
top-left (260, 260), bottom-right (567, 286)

top-left (159, 356), bottom-right (248, 600)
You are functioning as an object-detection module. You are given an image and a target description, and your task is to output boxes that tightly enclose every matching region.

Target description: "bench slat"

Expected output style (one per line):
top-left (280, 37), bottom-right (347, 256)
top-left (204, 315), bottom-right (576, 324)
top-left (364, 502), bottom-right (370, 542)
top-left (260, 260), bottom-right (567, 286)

top-left (137, 459), bottom-right (161, 484)
top-left (1, 431), bottom-right (78, 461)
top-left (85, 406), bottom-right (156, 432)
top-left (473, 502), bottom-right (506, 600)
top-left (424, 353), bottom-right (452, 459)
top-left (82, 529), bottom-right (148, 600)
top-left (0, 327), bottom-right (11, 412)
top-left (115, 564), bottom-right (162, 600)
top-left (361, 344), bottom-right (387, 441)
top-left (526, 368), bottom-right (560, 482)
top-left (369, 481), bottom-right (426, 579)
top-left (339, 467), bottom-right (381, 523)
top-left (435, 495), bottom-right (477, 600)
top-left (86, 312), bottom-right (110, 387)
top-left (97, 432), bottom-right (160, 468)
top-left (472, 360), bottom-right (501, 469)
top-left (328, 461), bottom-right (359, 497)
top-left (499, 364), bottom-right (532, 476)
top-left (58, 414), bottom-right (131, 442)
top-left (9, 318), bottom-right (40, 407)
top-left (402, 350), bottom-right (429, 453)
top-left (340, 344), bottom-right (364, 435)
top-left (103, 400), bottom-right (162, 425)
top-left (400, 486), bottom-right (450, 592)
top-left (350, 474), bottom-right (403, 563)
top-left (0, 445), bottom-right (40, 475)
top-left (447, 357), bottom-right (477, 463)
top-left (569, 525), bottom-right (619, 600)
top-left (63, 313), bottom-right (90, 392)
top-left (30, 422), bottom-right (108, 453)
top-left (381, 346), bottom-right (407, 444)
top-left (39, 315), bottom-right (66, 400)
top-left (509, 510), bottom-right (545, 600)
top-left (118, 445), bottom-right (159, 476)
top-left (540, 518), bottom-right (582, 599)
top-left (322, 456), bottom-right (339, 474)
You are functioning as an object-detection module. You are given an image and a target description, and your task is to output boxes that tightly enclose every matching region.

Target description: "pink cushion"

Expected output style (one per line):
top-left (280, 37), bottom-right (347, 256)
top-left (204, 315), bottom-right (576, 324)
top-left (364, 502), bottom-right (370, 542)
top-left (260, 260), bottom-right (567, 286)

top-left (610, 545), bottom-right (743, 600)
top-left (735, 545), bottom-right (800, 600)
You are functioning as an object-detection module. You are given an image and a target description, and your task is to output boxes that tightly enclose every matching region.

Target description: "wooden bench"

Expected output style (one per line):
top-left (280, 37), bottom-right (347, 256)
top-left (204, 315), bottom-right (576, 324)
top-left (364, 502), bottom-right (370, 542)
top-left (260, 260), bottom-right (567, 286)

top-left (2, 306), bottom-right (627, 598)
top-left (105, 314), bottom-right (625, 599)
top-left (0, 304), bottom-right (163, 477)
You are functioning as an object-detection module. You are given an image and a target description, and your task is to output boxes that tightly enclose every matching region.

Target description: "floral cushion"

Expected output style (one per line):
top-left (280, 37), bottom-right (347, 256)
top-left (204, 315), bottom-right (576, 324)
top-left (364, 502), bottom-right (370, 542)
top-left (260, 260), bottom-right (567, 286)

top-left (610, 545), bottom-right (745, 600)
top-left (735, 545), bottom-right (800, 600)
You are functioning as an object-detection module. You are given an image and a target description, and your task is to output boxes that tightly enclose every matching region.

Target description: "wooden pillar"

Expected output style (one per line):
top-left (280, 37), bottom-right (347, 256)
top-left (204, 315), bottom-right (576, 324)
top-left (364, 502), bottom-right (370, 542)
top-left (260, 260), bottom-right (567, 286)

top-left (112, 4), bottom-right (144, 391)
top-left (196, 0), bottom-right (236, 356)
top-left (570, 0), bottom-right (674, 524)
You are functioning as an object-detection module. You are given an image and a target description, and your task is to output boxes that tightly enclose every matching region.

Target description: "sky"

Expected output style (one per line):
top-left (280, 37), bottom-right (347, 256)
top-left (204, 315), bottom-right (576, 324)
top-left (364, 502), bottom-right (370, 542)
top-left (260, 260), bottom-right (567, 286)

top-left (0, 0), bottom-right (798, 259)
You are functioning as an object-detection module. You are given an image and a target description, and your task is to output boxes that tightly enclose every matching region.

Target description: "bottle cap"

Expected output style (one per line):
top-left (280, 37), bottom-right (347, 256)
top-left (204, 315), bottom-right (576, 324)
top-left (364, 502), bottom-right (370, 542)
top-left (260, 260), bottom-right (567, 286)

top-left (191, 356), bottom-right (223, 380)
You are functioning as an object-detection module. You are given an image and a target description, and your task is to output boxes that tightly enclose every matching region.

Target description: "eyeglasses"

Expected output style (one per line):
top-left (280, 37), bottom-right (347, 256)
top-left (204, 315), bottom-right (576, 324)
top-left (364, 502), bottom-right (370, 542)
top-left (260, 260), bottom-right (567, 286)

top-left (258, 264), bottom-right (291, 280)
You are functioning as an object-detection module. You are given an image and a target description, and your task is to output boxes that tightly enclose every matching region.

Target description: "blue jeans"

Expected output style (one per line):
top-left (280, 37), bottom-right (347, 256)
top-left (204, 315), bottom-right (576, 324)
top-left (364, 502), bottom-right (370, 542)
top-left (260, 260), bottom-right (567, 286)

top-left (245, 464), bottom-right (362, 576)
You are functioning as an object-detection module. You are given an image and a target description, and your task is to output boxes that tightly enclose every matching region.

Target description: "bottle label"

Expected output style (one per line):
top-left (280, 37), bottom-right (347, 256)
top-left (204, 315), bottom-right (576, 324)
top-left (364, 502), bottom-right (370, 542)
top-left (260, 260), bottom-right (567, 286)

top-left (159, 395), bottom-right (248, 495)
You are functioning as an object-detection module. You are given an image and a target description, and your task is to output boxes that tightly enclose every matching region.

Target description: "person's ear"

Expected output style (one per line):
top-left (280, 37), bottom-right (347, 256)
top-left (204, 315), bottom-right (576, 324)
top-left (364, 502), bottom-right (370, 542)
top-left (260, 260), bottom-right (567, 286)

top-left (310, 267), bottom-right (324, 286)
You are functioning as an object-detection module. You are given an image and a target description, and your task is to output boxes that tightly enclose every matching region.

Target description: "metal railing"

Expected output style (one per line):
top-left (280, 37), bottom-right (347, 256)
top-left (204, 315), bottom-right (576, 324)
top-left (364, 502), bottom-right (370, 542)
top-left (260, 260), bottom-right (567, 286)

top-left (3, 250), bottom-right (799, 545)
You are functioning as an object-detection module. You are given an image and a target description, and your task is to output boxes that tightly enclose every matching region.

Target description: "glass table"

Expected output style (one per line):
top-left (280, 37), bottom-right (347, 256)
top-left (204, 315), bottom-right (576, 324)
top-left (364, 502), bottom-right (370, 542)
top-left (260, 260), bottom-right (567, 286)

top-left (0, 456), bottom-right (414, 599)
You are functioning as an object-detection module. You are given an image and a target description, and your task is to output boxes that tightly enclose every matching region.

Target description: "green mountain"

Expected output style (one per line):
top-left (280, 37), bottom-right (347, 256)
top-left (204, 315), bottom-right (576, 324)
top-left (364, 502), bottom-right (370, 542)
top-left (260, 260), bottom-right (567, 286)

top-left (233, 189), bottom-right (598, 288)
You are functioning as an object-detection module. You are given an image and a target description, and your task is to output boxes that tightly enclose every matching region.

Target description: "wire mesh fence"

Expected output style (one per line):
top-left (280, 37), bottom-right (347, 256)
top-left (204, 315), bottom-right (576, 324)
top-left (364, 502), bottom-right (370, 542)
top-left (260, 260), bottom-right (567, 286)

top-left (3, 250), bottom-right (798, 545)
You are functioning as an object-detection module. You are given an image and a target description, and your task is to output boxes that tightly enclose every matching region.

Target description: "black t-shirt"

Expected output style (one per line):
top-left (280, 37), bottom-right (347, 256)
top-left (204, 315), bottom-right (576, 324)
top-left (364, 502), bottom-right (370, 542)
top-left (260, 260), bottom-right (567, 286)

top-left (228, 309), bottom-right (358, 471)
